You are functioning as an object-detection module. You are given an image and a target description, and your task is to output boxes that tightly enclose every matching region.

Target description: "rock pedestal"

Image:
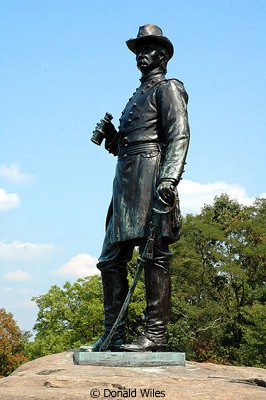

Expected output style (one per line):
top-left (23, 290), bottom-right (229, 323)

top-left (0, 351), bottom-right (265, 400)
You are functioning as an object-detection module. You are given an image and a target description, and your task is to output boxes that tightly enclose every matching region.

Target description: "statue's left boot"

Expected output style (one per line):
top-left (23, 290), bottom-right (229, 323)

top-left (122, 259), bottom-right (171, 352)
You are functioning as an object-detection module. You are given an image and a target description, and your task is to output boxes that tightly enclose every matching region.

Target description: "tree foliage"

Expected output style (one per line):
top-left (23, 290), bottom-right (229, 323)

top-left (169, 194), bottom-right (266, 366)
top-left (0, 308), bottom-right (29, 376)
top-left (27, 195), bottom-right (266, 367)
top-left (26, 275), bottom-right (104, 358)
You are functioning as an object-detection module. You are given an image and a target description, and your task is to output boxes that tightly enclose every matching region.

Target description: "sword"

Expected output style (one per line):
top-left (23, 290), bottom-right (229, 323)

top-left (99, 195), bottom-right (176, 352)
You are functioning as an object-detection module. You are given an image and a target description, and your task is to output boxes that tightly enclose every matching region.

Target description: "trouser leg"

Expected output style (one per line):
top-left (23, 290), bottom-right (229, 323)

top-left (84, 232), bottom-right (134, 352)
top-left (122, 239), bottom-right (172, 352)
top-left (100, 267), bottom-right (129, 342)
top-left (143, 250), bottom-right (171, 345)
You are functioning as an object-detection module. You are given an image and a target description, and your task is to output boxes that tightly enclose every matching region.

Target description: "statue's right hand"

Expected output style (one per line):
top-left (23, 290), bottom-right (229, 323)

top-left (104, 121), bottom-right (116, 139)
top-left (105, 128), bottom-right (118, 155)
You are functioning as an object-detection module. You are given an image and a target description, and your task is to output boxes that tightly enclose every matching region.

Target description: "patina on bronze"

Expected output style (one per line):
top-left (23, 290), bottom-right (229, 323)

top-left (88, 24), bottom-right (190, 352)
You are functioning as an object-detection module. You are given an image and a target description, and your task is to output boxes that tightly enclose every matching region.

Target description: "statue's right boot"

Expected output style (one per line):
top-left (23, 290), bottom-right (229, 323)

top-left (85, 268), bottom-right (128, 352)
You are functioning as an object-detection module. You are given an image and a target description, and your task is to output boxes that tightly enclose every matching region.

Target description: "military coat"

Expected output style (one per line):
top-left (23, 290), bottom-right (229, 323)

top-left (106, 72), bottom-right (190, 244)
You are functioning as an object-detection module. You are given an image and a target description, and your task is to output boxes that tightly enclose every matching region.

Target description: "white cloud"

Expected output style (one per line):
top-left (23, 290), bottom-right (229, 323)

top-left (1, 287), bottom-right (13, 293)
top-left (3, 269), bottom-right (32, 282)
top-left (17, 288), bottom-right (35, 295)
top-left (0, 188), bottom-right (20, 211)
top-left (55, 253), bottom-right (99, 278)
top-left (0, 163), bottom-right (34, 184)
top-left (179, 179), bottom-right (266, 214)
top-left (0, 240), bottom-right (55, 261)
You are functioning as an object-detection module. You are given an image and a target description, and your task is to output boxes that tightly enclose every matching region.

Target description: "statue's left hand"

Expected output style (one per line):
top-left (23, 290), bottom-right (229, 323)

top-left (157, 181), bottom-right (176, 206)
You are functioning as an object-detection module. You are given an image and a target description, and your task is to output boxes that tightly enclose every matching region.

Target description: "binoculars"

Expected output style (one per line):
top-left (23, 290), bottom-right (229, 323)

top-left (91, 112), bottom-right (113, 146)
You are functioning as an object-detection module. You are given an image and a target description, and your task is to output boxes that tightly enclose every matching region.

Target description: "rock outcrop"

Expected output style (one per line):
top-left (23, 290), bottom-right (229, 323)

top-left (0, 351), bottom-right (265, 399)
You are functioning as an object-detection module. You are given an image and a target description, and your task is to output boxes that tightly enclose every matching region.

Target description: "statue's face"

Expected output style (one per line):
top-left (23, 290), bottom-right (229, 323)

top-left (136, 44), bottom-right (163, 72)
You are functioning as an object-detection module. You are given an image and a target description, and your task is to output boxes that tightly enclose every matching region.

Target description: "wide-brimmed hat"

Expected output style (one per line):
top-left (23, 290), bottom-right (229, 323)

top-left (126, 24), bottom-right (174, 59)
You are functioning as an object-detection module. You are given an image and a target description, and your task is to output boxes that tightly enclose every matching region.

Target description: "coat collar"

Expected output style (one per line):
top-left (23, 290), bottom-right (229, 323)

top-left (140, 72), bottom-right (165, 84)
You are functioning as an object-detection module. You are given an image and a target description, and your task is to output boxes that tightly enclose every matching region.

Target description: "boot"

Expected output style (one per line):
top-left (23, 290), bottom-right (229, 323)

top-left (84, 268), bottom-right (128, 352)
top-left (122, 258), bottom-right (171, 352)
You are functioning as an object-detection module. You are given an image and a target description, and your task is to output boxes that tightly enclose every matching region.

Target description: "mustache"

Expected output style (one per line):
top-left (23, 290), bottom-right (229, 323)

top-left (137, 56), bottom-right (148, 63)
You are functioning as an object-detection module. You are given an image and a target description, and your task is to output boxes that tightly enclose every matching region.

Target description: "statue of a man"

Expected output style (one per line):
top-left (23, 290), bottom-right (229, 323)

top-left (89, 24), bottom-right (190, 352)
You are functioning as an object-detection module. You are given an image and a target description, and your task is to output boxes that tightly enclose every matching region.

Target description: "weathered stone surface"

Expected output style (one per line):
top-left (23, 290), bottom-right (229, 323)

top-left (0, 351), bottom-right (265, 400)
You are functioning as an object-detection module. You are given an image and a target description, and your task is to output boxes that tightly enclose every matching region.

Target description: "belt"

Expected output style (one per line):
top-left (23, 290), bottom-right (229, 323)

top-left (118, 142), bottom-right (161, 158)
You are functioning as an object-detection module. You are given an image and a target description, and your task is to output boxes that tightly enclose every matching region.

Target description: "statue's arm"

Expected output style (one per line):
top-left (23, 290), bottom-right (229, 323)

top-left (157, 79), bottom-right (190, 185)
top-left (156, 80), bottom-right (190, 204)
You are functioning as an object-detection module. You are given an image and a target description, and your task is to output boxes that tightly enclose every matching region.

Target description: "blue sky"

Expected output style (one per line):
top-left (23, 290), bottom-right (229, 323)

top-left (1, 0), bottom-right (265, 334)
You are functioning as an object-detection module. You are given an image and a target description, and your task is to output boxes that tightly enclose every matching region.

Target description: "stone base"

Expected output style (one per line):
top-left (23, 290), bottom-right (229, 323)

top-left (73, 350), bottom-right (185, 367)
top-left (1, 352), bottom-right (266, 400)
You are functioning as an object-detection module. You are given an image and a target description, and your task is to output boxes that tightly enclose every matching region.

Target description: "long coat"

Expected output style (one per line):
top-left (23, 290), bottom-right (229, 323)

top-left (106, 72), bottom-right (190, 245)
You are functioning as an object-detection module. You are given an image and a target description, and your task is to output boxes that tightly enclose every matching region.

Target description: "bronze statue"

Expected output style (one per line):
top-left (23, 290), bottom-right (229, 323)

top-left (89, 24), bottom-right (190, 352)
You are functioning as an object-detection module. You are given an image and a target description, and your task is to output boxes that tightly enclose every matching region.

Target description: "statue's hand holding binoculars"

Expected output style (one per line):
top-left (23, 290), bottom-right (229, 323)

top-left (91, 112), bottom-right (118, 154)
top-left (91, 112), bottom-right (115, 145)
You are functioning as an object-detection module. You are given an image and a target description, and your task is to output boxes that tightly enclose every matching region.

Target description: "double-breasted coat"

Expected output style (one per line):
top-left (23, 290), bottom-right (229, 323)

top-left (105, 72), bottom-right (190, 245)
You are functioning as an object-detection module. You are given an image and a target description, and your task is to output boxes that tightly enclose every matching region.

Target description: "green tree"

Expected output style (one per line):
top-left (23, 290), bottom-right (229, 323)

top-left (26, 275), bottom-right (104, 358)
top-left (0, 308), bottom-right (29, 376)
top-left (169, 194), bottom-right (266, 366)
